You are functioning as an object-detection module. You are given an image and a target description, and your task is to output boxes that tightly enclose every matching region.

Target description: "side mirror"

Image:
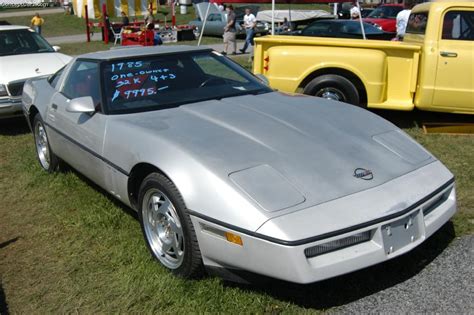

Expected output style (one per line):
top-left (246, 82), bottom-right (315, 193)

top-left (256, 74), bottom-right (269, 86)
top-left (52, 46), bottom-right (61, 52)
top-left (66, 96), bottom-right (96, 114)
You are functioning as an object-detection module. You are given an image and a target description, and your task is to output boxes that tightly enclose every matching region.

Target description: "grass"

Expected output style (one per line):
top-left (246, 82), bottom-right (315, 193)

top-left (4, 13), bottom-right (87, 37)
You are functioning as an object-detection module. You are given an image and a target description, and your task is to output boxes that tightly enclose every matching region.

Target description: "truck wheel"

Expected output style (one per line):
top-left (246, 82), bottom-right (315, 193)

top-left (303, 75), bottom-right (360, 105)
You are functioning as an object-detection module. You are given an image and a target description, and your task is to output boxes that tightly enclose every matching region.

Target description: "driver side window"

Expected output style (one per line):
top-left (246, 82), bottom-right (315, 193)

top-left (62, 60), bottom-right (101, 106)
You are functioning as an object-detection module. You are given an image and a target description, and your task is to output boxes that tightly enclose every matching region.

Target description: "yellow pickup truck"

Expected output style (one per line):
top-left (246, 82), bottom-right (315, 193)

top-left (253, 1), bottom-right (473, 115)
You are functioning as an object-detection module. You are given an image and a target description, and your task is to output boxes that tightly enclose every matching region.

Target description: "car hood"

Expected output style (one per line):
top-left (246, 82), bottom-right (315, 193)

top-left (363, 18), bottom-right (394, 26)
top-left (120, 92), bottom-right (435, 213)
top-left (0, 52), bottom-right (71, 83)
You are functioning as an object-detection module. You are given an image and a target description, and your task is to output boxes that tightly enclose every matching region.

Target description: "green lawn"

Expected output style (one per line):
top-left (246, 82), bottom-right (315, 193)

top-left (4, 13), bottom-right (86, 37)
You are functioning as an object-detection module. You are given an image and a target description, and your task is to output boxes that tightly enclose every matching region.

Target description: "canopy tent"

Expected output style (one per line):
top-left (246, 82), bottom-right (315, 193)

top-left (72, 0), bottom-right (160, 18)
top-left (256, 9), bottom-right (333, 23)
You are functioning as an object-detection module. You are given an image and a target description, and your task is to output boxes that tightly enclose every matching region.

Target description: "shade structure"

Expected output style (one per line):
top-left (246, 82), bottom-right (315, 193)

top-left (210, 0), bottom-right (349, 3)
top-left (72, 0), bottom-right (155, 18)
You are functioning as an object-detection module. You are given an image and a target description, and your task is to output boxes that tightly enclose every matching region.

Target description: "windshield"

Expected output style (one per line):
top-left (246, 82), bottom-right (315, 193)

top-left (0, 29), bottom-right (55, 57)
top-left (367, 6), bottom-right (403, 19)
top-left (302, 21), bottom-right (382, 36)
top-left (102, 51), bottom-right (271, 114)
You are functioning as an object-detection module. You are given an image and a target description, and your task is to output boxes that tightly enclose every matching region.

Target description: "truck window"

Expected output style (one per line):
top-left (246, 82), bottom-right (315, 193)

top-left (442, 11), bottom-right (474, 41)
top-left (406, 12), bottom-right (429, 35)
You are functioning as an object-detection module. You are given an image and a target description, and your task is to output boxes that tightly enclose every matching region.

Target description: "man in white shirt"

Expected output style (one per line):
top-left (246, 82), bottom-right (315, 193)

top-left (239, 8), bottom-right (256, 54)
top-left (350, 3), bottom-right (360, 19)
top-left (396, 0), bottom-right (415, 40)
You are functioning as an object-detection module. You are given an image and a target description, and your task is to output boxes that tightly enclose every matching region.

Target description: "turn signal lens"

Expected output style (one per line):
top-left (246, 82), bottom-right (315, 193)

top-left (0, 84), bottom-right (7, 97)
top-left (225, 232), bottom-right (243, 246)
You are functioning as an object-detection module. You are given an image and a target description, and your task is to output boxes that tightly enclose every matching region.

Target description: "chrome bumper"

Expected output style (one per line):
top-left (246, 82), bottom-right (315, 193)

top-left (0, 97), bottom-right (23, 118)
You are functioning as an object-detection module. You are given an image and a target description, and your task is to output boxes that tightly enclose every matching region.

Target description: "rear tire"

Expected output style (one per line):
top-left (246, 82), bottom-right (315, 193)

top-left (33, 114), bottom-right (59, 173)
top-left (138, 172), bottom-right (203, 278)
top-left (303, 74), bottom-right (360, 105)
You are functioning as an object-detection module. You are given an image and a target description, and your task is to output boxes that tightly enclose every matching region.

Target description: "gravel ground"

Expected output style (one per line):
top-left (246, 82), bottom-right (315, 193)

top-left (335, 234), bottom-right (474, 313)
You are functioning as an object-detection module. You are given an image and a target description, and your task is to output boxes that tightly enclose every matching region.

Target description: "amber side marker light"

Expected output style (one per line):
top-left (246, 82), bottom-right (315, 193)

top-left (225, 232), bottom-right (243, 246)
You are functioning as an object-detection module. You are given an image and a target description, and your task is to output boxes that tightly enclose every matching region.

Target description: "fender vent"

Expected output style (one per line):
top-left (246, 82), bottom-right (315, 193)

top-left (422, 187), bottom-right (452, 217)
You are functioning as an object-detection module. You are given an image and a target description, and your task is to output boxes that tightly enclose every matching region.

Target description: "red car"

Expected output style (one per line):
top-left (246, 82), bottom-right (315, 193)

top-left (363, 4), bottom-right (404, 33)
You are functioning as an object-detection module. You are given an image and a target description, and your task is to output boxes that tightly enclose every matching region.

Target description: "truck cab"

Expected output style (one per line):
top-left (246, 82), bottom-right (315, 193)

top-left (405, 2), bottom-right (474, 113)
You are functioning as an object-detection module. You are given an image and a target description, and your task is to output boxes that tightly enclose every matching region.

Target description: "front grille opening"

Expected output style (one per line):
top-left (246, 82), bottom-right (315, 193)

top-left (7, 81), bottom-right (26, 97)
top-left (423, 187), bottom-right (452, 217)
top-left (304, 230), bottom-right (372, 258)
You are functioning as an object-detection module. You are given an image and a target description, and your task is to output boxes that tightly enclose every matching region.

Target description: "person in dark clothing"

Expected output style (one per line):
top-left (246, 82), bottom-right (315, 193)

top-left (222, 5), bottom-right (236, 55)
top-left (121, 11), bottom-right (130, 26)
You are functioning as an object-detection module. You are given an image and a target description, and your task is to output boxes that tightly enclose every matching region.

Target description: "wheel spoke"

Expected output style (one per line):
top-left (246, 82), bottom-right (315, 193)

top-left (158, 199), bottom-right (171, 215)
top-left (166, 215), bottom-right (176, 230)
top-left (161, 240), bottom-right (172, 253)
top-left (173, 235), bottom-right (183, 257)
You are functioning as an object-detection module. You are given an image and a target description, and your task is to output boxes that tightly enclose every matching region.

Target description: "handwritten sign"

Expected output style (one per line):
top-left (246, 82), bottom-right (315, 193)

top-left (106, 60), bottom-right (178, 103)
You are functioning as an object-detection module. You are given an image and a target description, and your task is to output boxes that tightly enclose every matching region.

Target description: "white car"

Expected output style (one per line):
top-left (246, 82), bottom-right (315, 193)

top-left (0, 25), bottom-right (71, 119)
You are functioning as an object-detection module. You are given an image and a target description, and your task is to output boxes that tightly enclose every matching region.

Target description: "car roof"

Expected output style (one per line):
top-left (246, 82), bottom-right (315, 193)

top-left (310, 19), bottom-right (372, 25)
top-left (78, 45), bottom-right (213, 61)
top-left (0, 25), bottom-right (30, 31)
top-left (379, 4), bottom-right (404, 7)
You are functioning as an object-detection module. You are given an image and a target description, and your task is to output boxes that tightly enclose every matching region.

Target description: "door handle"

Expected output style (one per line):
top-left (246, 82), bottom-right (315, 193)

top-left (440, 51), bottom-right (458, 58)
top-left (51, 103), bottom-right (58, 110)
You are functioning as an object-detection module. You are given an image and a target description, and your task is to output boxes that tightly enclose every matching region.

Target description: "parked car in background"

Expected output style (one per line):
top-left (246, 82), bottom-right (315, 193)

top-left (190, 3), bottom-right (269, 37)
top-left (0, 26), bottom-right (71, 119)
top-left (361, 8), bottom-right (374, 18)
top-left (23, 45), bottom-right (456, 284)
top-left (295, 19), bottom-right (395, 40)
top-left (363, 4), bottom-right (404, 32)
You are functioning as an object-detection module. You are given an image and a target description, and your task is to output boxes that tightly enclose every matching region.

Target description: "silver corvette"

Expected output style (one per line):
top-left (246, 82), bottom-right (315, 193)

top-left (22, 46), bottom-right (456, 284)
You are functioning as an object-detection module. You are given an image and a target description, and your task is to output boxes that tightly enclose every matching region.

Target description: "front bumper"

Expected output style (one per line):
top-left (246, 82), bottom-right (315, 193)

top-left (0, 97), bottom-right (23, 119)
top-left (190, 163), bottom-right (456, 284)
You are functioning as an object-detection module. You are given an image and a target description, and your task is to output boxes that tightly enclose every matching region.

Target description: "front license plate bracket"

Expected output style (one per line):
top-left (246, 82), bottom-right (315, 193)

top-left (382, 211), bottom-right (421, 255)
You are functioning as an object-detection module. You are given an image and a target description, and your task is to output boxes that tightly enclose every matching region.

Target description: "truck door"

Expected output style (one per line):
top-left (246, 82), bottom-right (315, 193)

top-left (433, 9), bottom-right (474, 112)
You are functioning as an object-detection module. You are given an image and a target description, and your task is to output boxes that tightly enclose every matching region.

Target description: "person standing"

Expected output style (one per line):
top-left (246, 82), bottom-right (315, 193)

top-left (396, 0), bottom-right (415, 40)
top-left (121, 11), bottom-right (130, 26)
top-left (222, 5), bottom-right (236, 55)
top-left (350, 3), bottom-right (360, 20)
top-left (30, 13), bottom-right (44, 35)
top-left (144, 9), bottom-right (155, 27)
top-left (239, 8), bottom-right (256, 54)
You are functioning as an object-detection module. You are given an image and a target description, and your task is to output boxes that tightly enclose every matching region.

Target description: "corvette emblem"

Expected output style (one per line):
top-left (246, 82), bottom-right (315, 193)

top-left (354, 168), bottom-right (374, 180)
top-left (35, 68), bottom-right (41, 74)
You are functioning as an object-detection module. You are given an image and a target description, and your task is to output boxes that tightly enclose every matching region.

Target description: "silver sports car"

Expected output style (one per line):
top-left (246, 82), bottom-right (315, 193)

top-left (22, 46), bottom-right (456, 284)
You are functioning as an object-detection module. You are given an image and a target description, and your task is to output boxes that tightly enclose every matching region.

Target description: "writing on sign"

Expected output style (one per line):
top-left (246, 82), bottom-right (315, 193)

top-left (106, 60), bottom-right (177, 102)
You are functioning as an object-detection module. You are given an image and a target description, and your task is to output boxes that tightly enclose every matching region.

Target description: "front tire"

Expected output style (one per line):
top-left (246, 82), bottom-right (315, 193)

top-left (138, 173), bottom-right (203, 278)
top-left (33, 114), bottom-right (59, 172)
top-left (303, 74), bottom-right (360, 105)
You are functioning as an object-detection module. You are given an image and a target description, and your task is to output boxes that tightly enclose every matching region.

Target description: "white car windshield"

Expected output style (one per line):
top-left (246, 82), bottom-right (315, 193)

top-left (0, 29), bottom-right (55, 56)
top-left (102, 51), bottom-right (271, 114)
